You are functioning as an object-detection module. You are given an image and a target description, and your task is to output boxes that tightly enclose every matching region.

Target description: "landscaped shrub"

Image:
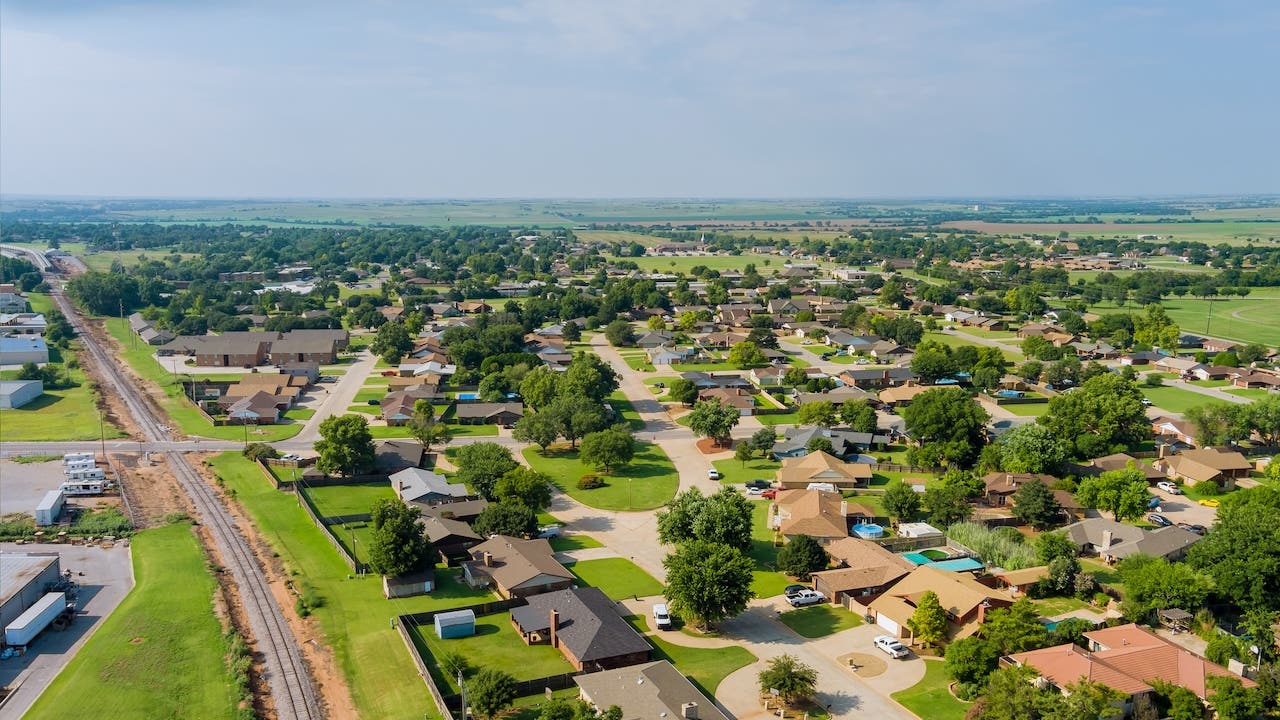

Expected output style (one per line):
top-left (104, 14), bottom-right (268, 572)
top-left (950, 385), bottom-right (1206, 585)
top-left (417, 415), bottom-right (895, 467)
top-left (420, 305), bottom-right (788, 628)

top-left (1205, 634), bottom-right (1241, 666)
top-left (946, 522), bottom-right (1038, 570)
top-left (577, 475), bottom-right (604, 490)
top-left (1193, 480), bottom-right (1221, 497)
top-left (242, 442), bottom-right (279, 461)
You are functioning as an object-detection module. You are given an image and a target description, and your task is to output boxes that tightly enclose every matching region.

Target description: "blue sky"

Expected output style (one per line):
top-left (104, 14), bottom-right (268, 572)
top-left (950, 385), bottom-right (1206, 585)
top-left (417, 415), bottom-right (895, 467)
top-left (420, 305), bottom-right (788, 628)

top-left (1, 1), bottom-right (1277, 198)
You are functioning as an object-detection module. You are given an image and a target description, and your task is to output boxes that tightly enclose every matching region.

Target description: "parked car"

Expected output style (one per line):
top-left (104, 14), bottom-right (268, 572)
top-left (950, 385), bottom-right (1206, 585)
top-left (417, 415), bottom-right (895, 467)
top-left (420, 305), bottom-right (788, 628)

top-left (708, 469), bottom-right (722, 480)
top-left (381, 370), bottom-right (397, 377)
top-left (786, 589), bottom-right (826, 607)
top-left (536, 525), bottom-right (561, 539)
top-left (874, 635), bottom-right (910, 659)
top-left (1141, 398), bottom-right (1154, 406)
top-left (1146, 513), bottom-right (1173, 527)
top-left (783, 585), bottom-right (809, 598)
top-left (746, 487), bottom-right (766, 497)
top-left (761, 489), bottom-right (778, 499)
top-left (1198, 498), bottom-right (1220, 507)
top-left (653, 603), bottom-right (672, 630)
top-left (1156, 481), bottom-right (1182, 495)
top-left (1177, 523), bottom-right (1207, 535)
top-left (280, 454), bottom-right (300, 462)
top-left (1146, 496), bottom-right (1162, 510)
top-left (745, 479), bottom-right (772, 490)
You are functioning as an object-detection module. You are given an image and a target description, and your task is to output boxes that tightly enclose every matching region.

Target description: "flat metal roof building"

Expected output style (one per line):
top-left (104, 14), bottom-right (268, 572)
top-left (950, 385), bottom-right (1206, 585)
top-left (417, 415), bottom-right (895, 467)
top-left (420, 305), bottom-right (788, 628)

top-left (0, 553), bottom-right (61, 629)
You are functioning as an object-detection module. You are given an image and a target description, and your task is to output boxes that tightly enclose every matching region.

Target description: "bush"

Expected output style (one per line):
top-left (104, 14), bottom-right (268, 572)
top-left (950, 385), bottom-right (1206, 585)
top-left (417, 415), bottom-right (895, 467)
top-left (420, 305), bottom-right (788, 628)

top-left (577, 475), bottom-right (604, 490)
top-left (1093, 592), bottom-right (1111, 607)
top-left (1143, 375), bottom-right (1164, 387)
top-left (242, 442), bottom-right (279, 461)
top-left (69, 507), bottom-right (133, 536)
top-left (1193, 480), bottom-right (1221, 497)
top-left (1205, 634), bottom-right (1240, 666)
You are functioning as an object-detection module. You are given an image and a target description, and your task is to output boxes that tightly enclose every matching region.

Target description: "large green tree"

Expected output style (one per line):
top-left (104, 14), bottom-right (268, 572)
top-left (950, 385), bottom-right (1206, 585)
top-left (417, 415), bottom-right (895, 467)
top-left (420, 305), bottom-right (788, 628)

top-left (512, 411), bottom-right (559, 451)
top-left (579, 426), bottom-right (636, 473)
top-left (907, 590), bottom-right (948, 648)
top-left (546, 395), bottom-right (609, 449)
top-left (1075, 466), bottom-right (1150, 521)
top-left (315, 414), bottom-right (376, 476)
top-left (1187, 486), bottom-right (1280, 610)
top-left (981, 598), bottom-right (1049, 654)
top-left (369, 320), bottom-right (413, 364)
top-left (777, 534), bottom-right (829, 581)
top-left (687, 398), bottom-right (740, 447)
top-left (453, 442), bottom-right (519, 499)
top-left (883, 480), bottom-right (922, 523)
top-left (561, 352), bottom-right (620, 402)
top-left (998, 424), bottom-right (1068, 475)
top-left (727, 341), bottom-right (768, 369)
top-left (471, 501), bottom-right (538, 538)
top-left (756, 654), bottom-right (818, 705)
top-left (1012, 478), bottom-right (1063, 530)
top-left (656, 487), bottom-right (753, 551)
top-left (518, 366), bottom-right (561, 410)
top-left (1117, 554), bottom-right (1213, 620)
top-left (666, 377), bottom-right (699, 406)
top-left (493, 467), bottom-right (553, 509)
top-left (662, 541), bottom-right (755, 629)
top-left (900, 387), bottom-right (990, 468)
top-left (468, 668), bottom-right (518, 720)
top-left (797, 400), bottom-right (838, 427)
top-left (839, 399), bottom-right (879, 433)
top-left (923, 484), bottom-right (972, 527)
top-left (1039, 373), bottom-right (1149, 458)
top-left (367, 498), bottom-right (433, 576)
top-left (944, 636), bottom-right (1000, 687)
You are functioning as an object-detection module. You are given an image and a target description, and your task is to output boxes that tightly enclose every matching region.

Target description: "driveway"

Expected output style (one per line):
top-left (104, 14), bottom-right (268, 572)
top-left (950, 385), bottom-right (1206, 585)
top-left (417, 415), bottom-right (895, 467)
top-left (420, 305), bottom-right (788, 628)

top-left (293, 349), bottom-right (379, 444)
top-left (1148, 486), bottom-right (1219, 527)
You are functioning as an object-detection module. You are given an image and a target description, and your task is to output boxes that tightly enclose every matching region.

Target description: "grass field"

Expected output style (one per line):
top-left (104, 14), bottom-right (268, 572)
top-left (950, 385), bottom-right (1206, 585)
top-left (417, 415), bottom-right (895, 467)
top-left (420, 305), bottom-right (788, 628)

top-left (568, 558), bottom-right (664, 600)
top-left (0, 361), bottom-right (127, 441)
top-left (924, 331), bottom-right (1023, 363)
top-left (648, 632), bottom-right (756, 697)
top-left (777, 605), bottom-right (863, 638)
top-left (207, 452), bottom-right (498, 719)
top-left (408, 612), bottom-right (574, 693)
top-left (712, 457), bottom-right (781, 488)
top-left (25, 522), bottom-right (237, 720)
top-left (1224, 387), bottom-right (1271, 401)
top-left (607, 391), bottom-right (646, 431)
top-left (522, 442), bottom-right (679, 511)
top-left (890, 659), bottom-right (968, 720)
top-left (1140, 384), bottom-right (1215, 413)
top-left (1150, 292), bottom-right (1280, 346)
top-left (748, 501), bottom-right (790, 598)
top-left (304, 482), bottom-right (396, 518)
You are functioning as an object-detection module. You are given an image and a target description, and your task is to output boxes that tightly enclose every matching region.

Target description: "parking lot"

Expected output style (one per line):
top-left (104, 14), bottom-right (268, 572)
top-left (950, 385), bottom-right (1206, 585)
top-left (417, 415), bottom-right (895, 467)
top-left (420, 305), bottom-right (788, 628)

top-left (0, 460), bottom-right (72, 517)
top-left (0, 542), bottom-right (135, 717)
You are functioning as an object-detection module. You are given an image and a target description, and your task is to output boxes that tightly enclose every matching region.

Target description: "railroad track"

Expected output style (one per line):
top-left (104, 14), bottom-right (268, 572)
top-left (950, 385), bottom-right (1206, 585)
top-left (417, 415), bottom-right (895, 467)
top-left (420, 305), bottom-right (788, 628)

top-left (13, 247), bottom-right (322, 719)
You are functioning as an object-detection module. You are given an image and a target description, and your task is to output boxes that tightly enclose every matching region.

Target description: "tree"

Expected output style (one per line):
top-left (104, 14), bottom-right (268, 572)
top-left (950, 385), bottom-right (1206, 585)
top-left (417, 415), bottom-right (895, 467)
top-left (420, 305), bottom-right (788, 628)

top-left (494, 467), bottom-right (553, 510)
top-left (472, 501), bottom-right (538, 538)
top-left (923, 484), bottom-right (972, 527)
top-left (579, 426), bottom-right (636, 473)
top-left (546, 395), bottom-right (609, 449)
top-left (1012, 478), bottom-right (1064, 530)
top-left (974, 665), bottom-right (1048, 720)
top-left (750, 427), bottom-right (777, 457)
top-left (911, 345), bottom-right (957, 383)
top-left (981, 598), bottom-right (1048, 654)
top-left (468, 668), bottom-right (518, 720)
top-left (657, 488), bottom-right (752, 551)
top-left (1016, 360), bottom-right (1044, 383)
top-left (561, 352), bottom-right (620, 402)
top-left (1132, 304), bottom-right (1180, 350)
top-left (734, 441), bottom-right (755, 466)
top-left (727, 341), bottom-right (767, 369)
top-left (1075, 466), bottom-right (1150, 521)
top-left (1150, 680), bottom-right (1208, 720)
top-left (315, 414), bottom-right (376, 476)
top-left (1184, 402), bottom-right (1251, 448)
top-left (519, 366), bottom-right (561, 410)
top-left (370, 321), bottom-right (413, 364)
top-left (605, 319), bottom-right (636, 347)
top-left (1036, 531), bottom-right (1078, 564)
top-left (747, 326), bottom-right (779, 349)
top-left (944, 636), bottom-right (1000, 686)
top-left (666, 377), bottom-right (699, 406)
top-left (756, 654), bottom-right (818, 705)
top-left (900, 387), bottom-right (990, 468)
top-left (907, 590), bottom-right (948, 648)
top-left (1050, 680), bottom-right (1124, 720)
top-left (797, 400), bottom-right (837, 427)
top-left (687, 398), bottom-right (740, 447)
top-left (1117, 554), bottom-right (1213, 620)
top-left (453, 442), bottom-right (518, 499)
top-left (883, 480), bottom-right (921, 523)
top-left (1039, 373), bottom-right (1149, 458)
top-left (777, 534), bottom-right (829, 580)
top-left (806, 437), bottom-right (834, 454)
top-left (840, 399), bottom-right (878, 433)
top-left (367, 499), bottom-right (433, 577)
top-left (999, 424), bottom-right (1068, 475)
top-left (663, 541), bottom-right (755, 629)
top-left (1206, 676), bottom-right (1265, 720)
top-left (1187, 486), bottom-right (1280, 610)
top-left (512, 411), bottom-right (560, 451)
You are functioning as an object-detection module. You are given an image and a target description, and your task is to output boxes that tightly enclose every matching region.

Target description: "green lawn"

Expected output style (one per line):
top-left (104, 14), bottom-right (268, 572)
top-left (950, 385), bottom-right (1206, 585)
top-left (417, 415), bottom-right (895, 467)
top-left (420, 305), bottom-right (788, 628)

top-left (568, 558), bottom-right (664, 600)
top-left (1002, 402), bottom-right (1051, 417)
top-left (756, 411), bottom-right (803, 426)
top-left (1188, 379), bottom-right (1231, 388)
top-left (890, 659), bottom-right (969, 720)
top-left (303, 482), bottom-right (396, 518)
top-left (407, 612), bottom-right (574, 693)
top-left (648, 633), bottom-right (756, 697)
top-left (206, 452), bottom-right (497, 719)
top-left (1140, 385), bottom-right (1215, 413)
top-left (522, 443), bottom-right (679, 511)
top-left (748, 501), bottom-right (790, 597)
top-left (104, 318), bottom-right (303, 441)
top-left (354, 388), bottom-right (386, 403)
top-left (713, 457), bottom-right (781, 487)
top-left (924, 331), bottom-right (1023, 363)
top-left (777, 605), bottom-right (863, 638)
top-left (1157, 293), bottom-right (1280, 347)
top-left (548, 533), bottom-right (603, 552)
top-left (1031, 595), bottom-right (1094, 617)
top-left (0, 361), bottom-right (127, 441)
top-left (367, 422), bottom-right (497, 438)
top-left (607, 391), bottom-right (646, 431)
top-left (620, 354), bottom-right (656, 372)
top-left (25, 523), bottom-right (237, 720)
top-left (1224, 387), bottom-right (1271, 401)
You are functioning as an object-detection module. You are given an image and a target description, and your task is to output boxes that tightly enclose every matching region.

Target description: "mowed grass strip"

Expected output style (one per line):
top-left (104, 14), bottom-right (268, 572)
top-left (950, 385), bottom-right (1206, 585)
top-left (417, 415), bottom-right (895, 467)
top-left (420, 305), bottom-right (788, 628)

top-left (568, 558), bottom-right (664, 600)
top-left (748, 501), bottom-right (791, 598)
top-left (25, 523), bottom-right (237, 720)
top-left (522, 442), bottom-right (679, 511)
top-left (890, 659), bottom-right (969, 720)
top-left (407, 612), bottom-right (574, 694)
top-left (1140, 384), bottom-right (1216, 413)
top-left (777, 605), bottom-right (864, 638)
top-left (303, 482), bottom-right (396, 518)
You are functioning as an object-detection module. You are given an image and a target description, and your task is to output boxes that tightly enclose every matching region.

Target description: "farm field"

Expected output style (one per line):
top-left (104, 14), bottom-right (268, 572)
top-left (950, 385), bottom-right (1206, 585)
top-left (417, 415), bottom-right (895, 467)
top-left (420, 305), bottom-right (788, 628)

top-left (939, 219), bottom-right (1280, 247)
top-left (24, 523), bottom-right (237, 720)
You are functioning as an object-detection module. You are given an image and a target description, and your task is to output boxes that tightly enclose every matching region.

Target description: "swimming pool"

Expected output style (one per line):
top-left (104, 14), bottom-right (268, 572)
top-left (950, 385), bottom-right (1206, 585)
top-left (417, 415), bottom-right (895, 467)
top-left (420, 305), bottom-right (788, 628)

top-left (900, 553), bottom-right (985, 572)
top-left (996, 390), bottom-right (1025, 399)
top-left (851, 523), bottom-right (885, 539)
top-left (456, 392), bottom-right (480, 400)
top-left (902, 552), bottom-right (932, 566)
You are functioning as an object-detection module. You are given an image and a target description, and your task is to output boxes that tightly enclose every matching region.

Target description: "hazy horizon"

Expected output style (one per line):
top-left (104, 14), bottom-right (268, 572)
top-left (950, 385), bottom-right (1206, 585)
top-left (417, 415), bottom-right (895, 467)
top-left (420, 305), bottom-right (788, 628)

top-left (3, 1), bottom-right (1278, 198)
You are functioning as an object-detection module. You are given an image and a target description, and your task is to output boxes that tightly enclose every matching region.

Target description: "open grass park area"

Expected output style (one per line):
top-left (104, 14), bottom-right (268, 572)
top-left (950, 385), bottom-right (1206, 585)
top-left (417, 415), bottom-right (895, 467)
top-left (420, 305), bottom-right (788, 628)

top-left (890, 659), bottom-right (969, 720)
top-left (567, 558), bottom-right (664, 600)
top-left (0, 361), bottom-right (127, 441)
top-left (522, 442), bottom-right (679, 511)
top-left (713, 456), bottom-right (782, 488)
top-left (777, 604), bottom-right (863, 638)
top-left (25, 522), bottom-right (238, 720)
top-left (208, 451), bottom-right (499, 719)
top-left (1140, 384), bottom-right (1214, 414)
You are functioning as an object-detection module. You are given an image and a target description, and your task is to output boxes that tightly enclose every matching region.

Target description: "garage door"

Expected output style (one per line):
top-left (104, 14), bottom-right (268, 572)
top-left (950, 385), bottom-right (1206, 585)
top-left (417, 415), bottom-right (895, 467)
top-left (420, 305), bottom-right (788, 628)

top-left (876, 614), bottom-right (899, 635)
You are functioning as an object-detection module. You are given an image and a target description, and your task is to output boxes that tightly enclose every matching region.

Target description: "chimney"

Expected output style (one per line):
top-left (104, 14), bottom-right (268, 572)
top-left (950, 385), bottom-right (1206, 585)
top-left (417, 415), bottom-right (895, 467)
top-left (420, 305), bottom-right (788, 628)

top-left (483, 551), bottom-right (493, 567)
top-left (882, 370), bottom-right (890, 382)
top-left (841, 500), bottom-right (848, 517)
top-left (681, 703), bottom-right (698, 720)
top-left (1158, 443), bottom-right (1169, 459)
top-left (1101, 530), bottom-right (1113, 552)
top-left (549, 610), bottom-right (560, 647)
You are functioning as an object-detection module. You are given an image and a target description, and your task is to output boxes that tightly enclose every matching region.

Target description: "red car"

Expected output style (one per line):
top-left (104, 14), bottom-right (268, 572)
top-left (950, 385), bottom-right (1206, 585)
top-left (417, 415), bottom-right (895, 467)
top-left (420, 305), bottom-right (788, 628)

top-left (381, 370), bottom-right (397, 377)
top-left (761, 489), bottom-right (777, 499)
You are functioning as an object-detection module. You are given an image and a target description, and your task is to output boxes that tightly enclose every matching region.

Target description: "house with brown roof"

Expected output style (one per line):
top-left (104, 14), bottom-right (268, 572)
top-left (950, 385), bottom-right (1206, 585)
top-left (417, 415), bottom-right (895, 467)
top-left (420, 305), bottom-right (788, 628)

top-left (422, 515), bottom-right (482, 563)
top-left (226, 391), bottom-right (282, 424)
top-left (770, 489), bottom-right (874, 545)
top-left (811, 538), bottom-right (914, 605)
top-left (1150, 416), bottom-right (1199, 447)
top-left (776, 451), bottom-right (872, 490)
top-left (867, 565), bottom-right (1013, 642)
top-left (697, 387), bottom-right (755, 415)
top-left (453, 402), bottom-right (524, 426)
top-left (1073, 453), bottom-right (1164, 482)
top-left (462, 536), bottom-right (575, 599)
top-left (1155, 447), bottom-right (1252, 490)
top-left (1230, 371), bottom-right (1280, 389)
top-left (511, 587), bottom-right (652, 671)
top-left (980, 472), bottom-right (1057, 508)
top-left (575, 660), bottom-right (729, 720)
top-left (877, 383), bottom-right (933, 407)
top-left (1008, 623), bottom-right (1255, 708)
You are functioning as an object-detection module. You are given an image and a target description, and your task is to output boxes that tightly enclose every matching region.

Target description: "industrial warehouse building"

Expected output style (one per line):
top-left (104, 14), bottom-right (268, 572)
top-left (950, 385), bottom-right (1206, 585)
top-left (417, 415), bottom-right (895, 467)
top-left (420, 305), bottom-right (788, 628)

top-left (0, 336), bottom-right (49, 366)
top-left (0, 554), bottom-right (62, 630)
top-left (0, 379), bottom-right (43, 409)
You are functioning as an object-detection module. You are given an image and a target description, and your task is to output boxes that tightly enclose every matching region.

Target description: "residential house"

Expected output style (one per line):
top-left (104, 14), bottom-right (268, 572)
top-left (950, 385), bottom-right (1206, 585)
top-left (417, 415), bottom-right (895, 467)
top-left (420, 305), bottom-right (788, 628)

top-left (1008, 623), bottom-right (1256, 710)
top-left (749, 366), bottom-right (787, 387)
top-left (648, 345), bottom-right (699, 366)
top-left (422, 515), bottom-right (482, 563)
top-left (868, 565), bottom-right (1013, 642)
top-left (794, 386), bottom-right (876, 405)
top-left (575, 660), bottom-right (729, 720)
top-left (511, 587), bottom-right (652, 671)
top-left (1017, 323), bottom-right (1059, 339)
top-left (192, 334), bottom-right (272, 368)
top-left (680, 372), bottom-right (752, 391)
top-left (878, 383), bottom-right (933, 407)
top-left (1191, 365), bottom-right (1235, 382)
top-left (981, 473), bottom-right (1057, 508)
top-left (453, 402), bottom-right (523, 426)
top-left (635, 331), bottom-right (674, 349)
top-left (698, 331), bottom-right (747, 348)
top-left (1072, 453), bottom-right (1164, 483)
top-left (462, 536), bottom-right (575, 599)
top-left (1155, 447), bottom-right (1252, 491)
top-left (373, 439), bottom-right (425, 472)
top-left (380, 386), bottom-right (439, 425)
top-left (1230, 371), bottom-right (1280, 390)
top-left (1153, 356), bottom-right (1203, 376)
top-left (1202, 339), bottom-right (1239, 354)
top-left (226, 391), bottom-right (282, 425)
top-left (770, 489), bottom-right (874, 545)
top-left (840, 367), bottom-right (916, 390)
top-left (139, 327), bottom-right (175, 346)
top-left (457, 300), bottom-right (492, 314)
top-left (991, 567), bottom-right (1051, 597)
top-left (811, 538), bottom-right (914, 605)
top-left (698, 387), bottom-right (755, 415)
top-left (1150, 416), bottom-right (1199, 447)
top-left (772, 426), bottom-right (890, 459)
top-left (268, 332), bottom-right (340, 364)
top-left (1119, 351), bottom-right (1163, 366)
top-left (390, 467), bottom-right (469, 507)
top-left (776, 451), bottom-right (872, 490)
top-left (1061, 518), bottom-right (1201, 562)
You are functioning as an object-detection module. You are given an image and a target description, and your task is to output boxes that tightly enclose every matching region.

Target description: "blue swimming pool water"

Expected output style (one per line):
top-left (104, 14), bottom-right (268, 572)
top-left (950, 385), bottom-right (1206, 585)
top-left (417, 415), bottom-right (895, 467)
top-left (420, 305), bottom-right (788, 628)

top-left (929, 558), bottom-right (985, 572)
top-left (456, 392), bottom-right (479, 400)
top-left (902, 552), bottom-right (931, 565)
top-left (851, 523), bottom-right (885, 539)
top-left (997, 390), bottom-right (1024, 398)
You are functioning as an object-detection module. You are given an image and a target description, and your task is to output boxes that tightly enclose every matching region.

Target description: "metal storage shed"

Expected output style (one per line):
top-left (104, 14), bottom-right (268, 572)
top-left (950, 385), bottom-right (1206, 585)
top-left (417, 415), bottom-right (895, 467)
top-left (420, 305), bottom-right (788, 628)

top-left (434, 609), bottom-right (476, 639)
